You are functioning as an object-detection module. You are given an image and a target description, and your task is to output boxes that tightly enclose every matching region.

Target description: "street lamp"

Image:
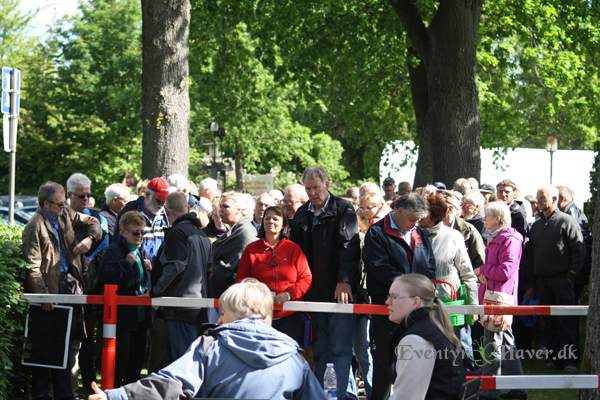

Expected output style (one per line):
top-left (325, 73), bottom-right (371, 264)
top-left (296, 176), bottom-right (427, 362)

top-left (546, 135), bottom-right (558, 184)
top-left (204, 122), bottom-right (231, 191)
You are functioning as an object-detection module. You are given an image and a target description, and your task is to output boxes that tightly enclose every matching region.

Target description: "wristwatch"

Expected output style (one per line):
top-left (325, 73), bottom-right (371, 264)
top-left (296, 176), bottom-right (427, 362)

top-left (87, 234), bottom-right (95, 243)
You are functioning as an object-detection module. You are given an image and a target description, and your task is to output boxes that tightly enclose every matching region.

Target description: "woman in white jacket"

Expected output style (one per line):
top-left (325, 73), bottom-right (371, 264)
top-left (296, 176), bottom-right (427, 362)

top-left (419, 193), bottom-right (478, 305)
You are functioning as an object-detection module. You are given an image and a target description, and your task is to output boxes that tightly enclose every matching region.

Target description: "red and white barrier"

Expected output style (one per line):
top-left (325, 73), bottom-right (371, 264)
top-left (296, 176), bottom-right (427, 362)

top-left (469, 375), bottom-right (600, 390)
top-left (20, 293), bottom-right (589, 316)
top-left (20, 289), bottom-right (592, 390)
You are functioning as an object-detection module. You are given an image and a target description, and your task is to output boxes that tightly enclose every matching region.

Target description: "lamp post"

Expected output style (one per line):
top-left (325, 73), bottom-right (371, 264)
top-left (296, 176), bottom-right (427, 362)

top-left (204, 122), bottom-right (231, 192)
top-left (208, 122), bottom-right (219, 181)
top-left (214, 127), bottom-right (227, 192)
top-left (546, 135), bottom-right (558, 184)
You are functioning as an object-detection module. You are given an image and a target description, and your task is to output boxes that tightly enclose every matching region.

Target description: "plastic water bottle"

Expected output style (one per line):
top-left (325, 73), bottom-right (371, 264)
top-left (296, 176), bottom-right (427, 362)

top-left (324, 363), bottom-right (337, 399)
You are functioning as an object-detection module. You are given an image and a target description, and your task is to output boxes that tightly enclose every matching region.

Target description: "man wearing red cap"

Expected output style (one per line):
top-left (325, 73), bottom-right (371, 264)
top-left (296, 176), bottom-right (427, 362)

top-left (114, 177), bottom-right (171, 262)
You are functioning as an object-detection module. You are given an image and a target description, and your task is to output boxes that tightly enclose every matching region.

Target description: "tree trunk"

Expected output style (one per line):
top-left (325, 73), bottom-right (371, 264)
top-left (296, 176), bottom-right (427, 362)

top-left (141, 0), bottom-right (190, 180)
top-left (579, 166), bottom-right (600, 399)
top-left (390, 0), bottom-right (482, 186)
top-left (235, 136), bottom-right (244, 191)
top-left (407, 47), bottom-right (432, 187)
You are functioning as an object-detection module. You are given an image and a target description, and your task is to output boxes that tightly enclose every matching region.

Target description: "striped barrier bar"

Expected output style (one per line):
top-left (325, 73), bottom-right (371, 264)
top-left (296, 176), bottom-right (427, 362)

top-left (20, 289), bottom-right (594, 392)
top-left (468, 375), bottom-right (600, 390)
top-left (21, 294), bottom-right (589, 316)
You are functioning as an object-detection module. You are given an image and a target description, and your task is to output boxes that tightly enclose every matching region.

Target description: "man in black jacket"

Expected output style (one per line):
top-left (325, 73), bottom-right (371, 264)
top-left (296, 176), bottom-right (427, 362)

top-left (525, 185), bottom-right (585, 373)
top-left (290, 166), bottom-right (360, 400)
top-left (142, 192), bottom-right (212, 363)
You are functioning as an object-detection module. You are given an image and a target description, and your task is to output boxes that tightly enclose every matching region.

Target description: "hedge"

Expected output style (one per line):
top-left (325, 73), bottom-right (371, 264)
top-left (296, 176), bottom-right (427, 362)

top-left (0, 222), bottom-right (31, 399)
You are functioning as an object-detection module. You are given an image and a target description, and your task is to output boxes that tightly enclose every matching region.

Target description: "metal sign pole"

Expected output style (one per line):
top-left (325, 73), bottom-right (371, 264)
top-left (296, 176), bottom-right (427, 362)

top-left (8, 69), bottom-right (18, 224)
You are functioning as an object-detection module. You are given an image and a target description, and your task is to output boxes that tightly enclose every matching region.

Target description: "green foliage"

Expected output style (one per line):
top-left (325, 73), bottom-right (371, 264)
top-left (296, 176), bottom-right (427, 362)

top-left (0, 0), bottom-right (143, 198)
top-left (189, 10), bottom-right (349, 185)
top-left (246, 0), bottom-right (415, 180)
top-left (586, 140), bottom-right (600, 228)
top-left (478, 0), bottom-right (600, 151)
top-left (0, 223), bottom-right (31, 399)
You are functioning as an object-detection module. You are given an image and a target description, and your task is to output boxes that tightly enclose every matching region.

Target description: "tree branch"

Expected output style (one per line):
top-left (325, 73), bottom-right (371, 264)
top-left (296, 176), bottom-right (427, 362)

top-left (387, 0), bottom-right (429, 62)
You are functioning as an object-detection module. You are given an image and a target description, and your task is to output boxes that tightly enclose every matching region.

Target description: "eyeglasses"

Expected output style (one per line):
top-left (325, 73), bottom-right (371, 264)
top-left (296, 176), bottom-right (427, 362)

top-left (387, 294), bottom-right (415, 301)
top-left (49, 201), bottom-right (66, 208)
top-left (152, 195), bottom-right (165, 205)
top-left (281, 200), bottom-right (301, 206)
top-left (261, 247), bottom-right (279, 267)
top-left (73, 193), bottom-right (93, 199)
top-left (358, 205), bottom-right (378, 211)
top-left (128, 229), bottom-right (145, 237)
top-left (462, 203), bottom-right (474, 208)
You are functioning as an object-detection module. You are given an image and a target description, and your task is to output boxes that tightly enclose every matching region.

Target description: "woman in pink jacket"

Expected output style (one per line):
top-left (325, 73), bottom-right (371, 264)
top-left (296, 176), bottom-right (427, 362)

top-left (473, 201), bottom-right (526, 400)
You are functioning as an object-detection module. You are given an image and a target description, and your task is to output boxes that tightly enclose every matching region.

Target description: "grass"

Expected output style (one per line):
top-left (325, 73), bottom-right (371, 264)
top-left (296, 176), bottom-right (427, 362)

top-left (492, 316), bottom-right (587, 400)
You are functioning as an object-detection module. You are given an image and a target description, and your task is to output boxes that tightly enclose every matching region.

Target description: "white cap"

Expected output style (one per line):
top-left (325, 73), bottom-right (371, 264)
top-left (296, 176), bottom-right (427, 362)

top-left (167, 173), bottom-right (189, 192)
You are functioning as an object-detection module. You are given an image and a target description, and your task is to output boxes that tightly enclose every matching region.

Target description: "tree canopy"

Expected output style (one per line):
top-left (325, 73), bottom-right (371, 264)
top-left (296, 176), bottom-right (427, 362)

top-left (1, 0), bottom-right (600, 197)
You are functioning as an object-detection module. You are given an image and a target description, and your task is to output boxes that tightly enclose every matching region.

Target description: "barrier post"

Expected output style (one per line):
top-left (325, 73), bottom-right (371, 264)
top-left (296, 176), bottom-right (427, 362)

top-left (101, 284), bottom-right (118, 390)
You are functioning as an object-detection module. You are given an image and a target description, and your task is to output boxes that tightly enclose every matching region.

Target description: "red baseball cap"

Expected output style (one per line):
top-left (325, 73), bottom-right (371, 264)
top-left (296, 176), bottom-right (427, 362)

top-left (147, 177), bottom-right (170, 201)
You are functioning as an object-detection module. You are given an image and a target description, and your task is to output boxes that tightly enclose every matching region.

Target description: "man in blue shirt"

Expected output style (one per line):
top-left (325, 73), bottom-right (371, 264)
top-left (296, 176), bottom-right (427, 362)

top-left (66, 173), bottom-right (109, 397)
top-left (22, 181), bottom-right (102, 400)
top-left (364, 193), bottom-right (436, 400)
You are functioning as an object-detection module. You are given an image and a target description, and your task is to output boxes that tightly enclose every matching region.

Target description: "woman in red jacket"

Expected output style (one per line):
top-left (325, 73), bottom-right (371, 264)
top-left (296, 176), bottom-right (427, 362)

top-left (237, 206), bottom-right (312, 345)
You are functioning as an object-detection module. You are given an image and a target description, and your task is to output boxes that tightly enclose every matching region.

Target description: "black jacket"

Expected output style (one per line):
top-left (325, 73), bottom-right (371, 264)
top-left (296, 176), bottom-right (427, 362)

top-left (389, 307), bottom-right (465, 400)
top-left (364, 214), bottom-right (436, 303)
top-left (98, 235), bottom-right (153, 331)
top-left (465, 211), bottom-right (488, 242)
top-left (528, 209), bottom-right (586, 286)
top-left (100, 203), bottom-right (118, 244)
top-left (510, 200), bottom-right (529, 241)
top-left (290, 194), bottom-right (360, 302)
top-left (150, 213), bottom-right (212, 324)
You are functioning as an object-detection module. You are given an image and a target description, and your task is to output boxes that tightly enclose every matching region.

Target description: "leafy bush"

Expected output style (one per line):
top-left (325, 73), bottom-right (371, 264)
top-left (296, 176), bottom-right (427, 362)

top-left (0, 222), bottom-right (31, 399)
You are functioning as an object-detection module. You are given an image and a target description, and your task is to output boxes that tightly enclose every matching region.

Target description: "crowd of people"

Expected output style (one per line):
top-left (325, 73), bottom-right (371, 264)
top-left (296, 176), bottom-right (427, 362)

top-left (20, 167), bottom-right (589, 400)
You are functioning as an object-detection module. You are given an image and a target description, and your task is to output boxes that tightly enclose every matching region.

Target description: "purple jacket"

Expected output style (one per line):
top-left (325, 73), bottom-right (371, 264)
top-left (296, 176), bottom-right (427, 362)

top-left (477, 227), bottom-right (523, 305)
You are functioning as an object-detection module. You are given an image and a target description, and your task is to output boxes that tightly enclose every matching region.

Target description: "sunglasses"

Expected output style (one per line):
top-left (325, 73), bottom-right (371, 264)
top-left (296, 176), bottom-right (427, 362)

top-left (73, 193), bottom-right (93, 199)
top-left (49, 201), bottom-right (66, 208)
top-left (153, 195), bottom-right (165, 205)
top-left (128, 230), bottom-right (145, 237)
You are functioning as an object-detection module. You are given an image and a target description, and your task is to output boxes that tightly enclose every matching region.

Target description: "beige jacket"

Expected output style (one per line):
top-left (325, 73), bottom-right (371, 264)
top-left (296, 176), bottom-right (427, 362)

top-left (22, 207), bottom-right (102, 294)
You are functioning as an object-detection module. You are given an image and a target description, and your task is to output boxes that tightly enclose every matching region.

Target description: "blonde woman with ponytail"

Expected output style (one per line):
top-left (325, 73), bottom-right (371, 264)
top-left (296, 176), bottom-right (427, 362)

top-left (386, 274), bottom-right (465, 400)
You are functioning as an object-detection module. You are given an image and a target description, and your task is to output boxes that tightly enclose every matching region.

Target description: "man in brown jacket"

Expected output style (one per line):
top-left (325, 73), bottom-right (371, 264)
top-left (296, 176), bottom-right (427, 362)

top-left (22, 181), bottom-right (102, 400)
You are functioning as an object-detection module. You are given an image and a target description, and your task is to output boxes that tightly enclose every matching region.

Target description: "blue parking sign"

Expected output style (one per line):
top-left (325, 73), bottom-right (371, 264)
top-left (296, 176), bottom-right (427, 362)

top-left (1, 67), bottom-right (20, 115)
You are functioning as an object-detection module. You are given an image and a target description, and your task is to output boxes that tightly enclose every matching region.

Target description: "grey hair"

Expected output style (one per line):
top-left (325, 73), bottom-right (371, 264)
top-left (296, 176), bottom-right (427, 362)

top-left (359, 182), bottom-right (379, 195)
top-left (422, 185), bottom-right (438, 196)
top-left (219, 278), bottom-right (273, 326)
top-left (453, 178), bottom-right (471, 196)
top-left (165, 191), bottom-right (188, 213)
top-left (104, 183), bottom-right (130, 204)
top-left (269, 190), bottom-right (284, 201)
top-left (221, 191), bottom-right (254, 218)
top-left (303, 166), bottom-right (329, 185)
top-left (462, 191), bottom-right (485, 210)
top-left (393, 193), bottom-right (429, 218)
top-left (484, 201), bottom-right (511, 229)
top-left (539, 185), bottom-right (559, 199)
top-left (198, 178), bottom-right (218, 193)
top-left (285, 183), bottom-right (308, 202)
top-left (39, 181), bottom-right (65, 207)
top-left (67, 173), bottom-right (91, 193)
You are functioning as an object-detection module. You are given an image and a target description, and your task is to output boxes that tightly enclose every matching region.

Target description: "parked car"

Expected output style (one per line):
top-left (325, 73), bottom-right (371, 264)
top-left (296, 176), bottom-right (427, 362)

top-left (0, 206), bottom-right (35, 225)
top-left (0, 205), bottom-right (100, 226)
top-left (0, 195), bottom-right (38, 207)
